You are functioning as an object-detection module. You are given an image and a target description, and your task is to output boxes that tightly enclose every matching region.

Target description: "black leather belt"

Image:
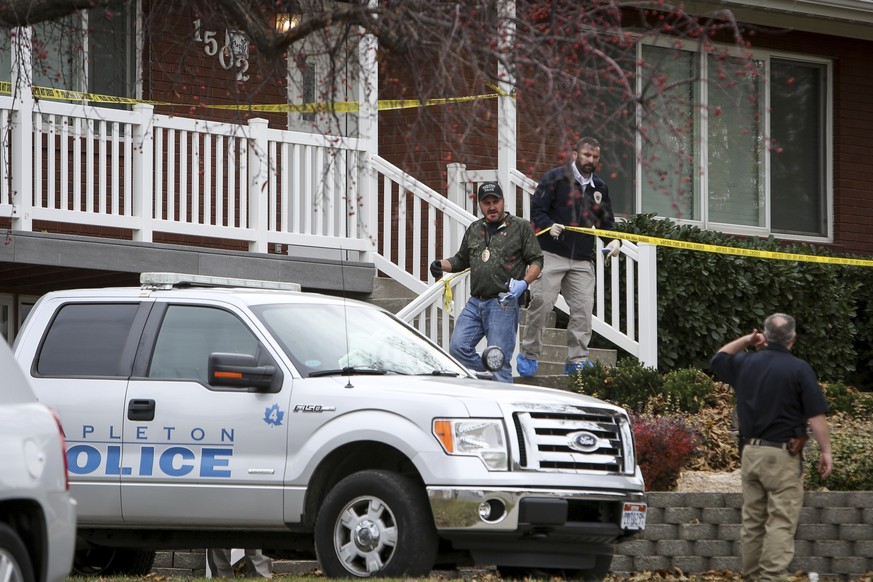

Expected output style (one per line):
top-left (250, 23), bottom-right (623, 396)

top-left (744, 438), bottom-right (789, 450)
top-left (472, 294), bottom-right (498, 300)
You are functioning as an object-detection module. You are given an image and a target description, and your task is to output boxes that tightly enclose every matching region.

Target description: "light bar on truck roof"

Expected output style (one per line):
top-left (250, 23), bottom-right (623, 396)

top-left (140, 272), bottom-right (302, 291)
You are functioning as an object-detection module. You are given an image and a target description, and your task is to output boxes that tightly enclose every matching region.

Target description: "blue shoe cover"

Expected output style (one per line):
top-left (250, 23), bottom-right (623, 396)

top-left (564, 361), bottom-right (594, 375)
top-left (516, 354), bottom-right (538, 377)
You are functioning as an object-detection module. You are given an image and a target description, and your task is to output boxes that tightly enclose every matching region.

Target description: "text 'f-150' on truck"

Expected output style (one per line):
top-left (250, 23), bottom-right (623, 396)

top-left (13, 273), bottom-right (646, 580)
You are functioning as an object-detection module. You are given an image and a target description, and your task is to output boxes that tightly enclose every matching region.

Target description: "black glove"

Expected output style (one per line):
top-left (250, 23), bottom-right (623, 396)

top-left (430, 260), bottom-right (443, 280)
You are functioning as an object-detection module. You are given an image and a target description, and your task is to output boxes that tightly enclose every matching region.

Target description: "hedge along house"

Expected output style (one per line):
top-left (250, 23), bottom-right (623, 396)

top-left (0, 1), bottom-right (871, 368)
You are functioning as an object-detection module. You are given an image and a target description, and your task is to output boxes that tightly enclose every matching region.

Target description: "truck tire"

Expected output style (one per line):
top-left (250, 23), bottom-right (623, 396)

top-left (72, 548), bottom-right (156, 576)
top-left (315, 469), bottom-right (437, 578)
top-left (0, 523), bottom-right (35, 582)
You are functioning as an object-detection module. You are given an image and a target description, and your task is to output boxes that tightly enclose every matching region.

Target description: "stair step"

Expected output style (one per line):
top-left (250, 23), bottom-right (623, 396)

top-left (367, 297), bottom-right (413, 314)
top-left (366, 277), bottom-right (419, 314)
top-left (370, 276), bottom-right (418, 299)
top-left (519, 308), bottom-right (557, 328)
top-left (513, 375), bottom-right (574, 389)
top-left (365, 278), bottom-right (620, 373)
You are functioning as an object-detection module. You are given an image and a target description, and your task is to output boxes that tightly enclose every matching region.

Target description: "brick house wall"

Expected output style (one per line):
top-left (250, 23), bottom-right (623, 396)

top-left (377, 19), bottom-right (873, 258)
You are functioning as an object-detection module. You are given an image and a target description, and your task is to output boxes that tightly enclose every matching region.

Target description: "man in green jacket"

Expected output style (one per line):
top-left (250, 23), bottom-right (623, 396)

top-left (430, 182), bottom-right (543, 382)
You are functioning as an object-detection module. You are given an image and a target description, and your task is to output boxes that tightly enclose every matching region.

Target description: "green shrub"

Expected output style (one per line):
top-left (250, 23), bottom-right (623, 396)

top-left (804, 413), bottom-right (873, 491)
top-left (632, 414), bottom-right (699, 491)
top-left (567, 359), bottom-right (611, 395)
top-left (570, 358), bottom-right (662, 413)
top-left (820, 382), bottom-right (873, 417)
top-left (658, 367), bottom-right (717, 414)
top-left (615, 214), bottom-right (866, 385)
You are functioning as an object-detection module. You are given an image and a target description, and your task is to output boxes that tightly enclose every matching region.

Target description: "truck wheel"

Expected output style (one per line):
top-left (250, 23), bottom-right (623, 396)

top-left (72, 548), bottom-right (156, 576)
top-left (315, 470), bottom-right (437, 578)
top-left (0, 523), bottom-right (35, 582)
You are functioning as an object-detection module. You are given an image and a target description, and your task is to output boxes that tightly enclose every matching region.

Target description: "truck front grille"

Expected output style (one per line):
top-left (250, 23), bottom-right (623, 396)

top-left (512, 407), bottom-right (627, 473)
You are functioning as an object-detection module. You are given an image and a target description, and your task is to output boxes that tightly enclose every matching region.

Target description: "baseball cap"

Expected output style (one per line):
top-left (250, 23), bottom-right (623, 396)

top-left (477, 182), bottom-right (503, 200)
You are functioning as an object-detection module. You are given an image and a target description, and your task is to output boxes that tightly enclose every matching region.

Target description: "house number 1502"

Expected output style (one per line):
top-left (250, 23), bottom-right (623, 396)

top-left (193, 19), bottom-right (250, 82)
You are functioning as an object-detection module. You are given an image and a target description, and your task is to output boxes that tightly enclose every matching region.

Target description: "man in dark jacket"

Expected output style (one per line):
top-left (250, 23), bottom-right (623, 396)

top-left (711, 313), bottom-right (832, 581)
top-left (517, 137), bottom-right (620, 376)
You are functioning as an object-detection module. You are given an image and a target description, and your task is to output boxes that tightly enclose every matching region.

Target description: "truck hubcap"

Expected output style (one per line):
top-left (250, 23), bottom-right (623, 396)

top-left (334, 496), bottom-right (398, 575)
top-left (354, 520), bottom-right (381, 551)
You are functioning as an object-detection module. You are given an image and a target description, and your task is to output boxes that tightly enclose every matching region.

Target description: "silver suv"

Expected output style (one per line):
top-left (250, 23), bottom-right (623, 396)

top-left (0, 340), bottom-right (77, 582)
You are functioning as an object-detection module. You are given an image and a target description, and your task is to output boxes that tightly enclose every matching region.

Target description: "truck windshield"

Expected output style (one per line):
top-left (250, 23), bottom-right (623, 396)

top-left (251, 303), bottom-right (468, 378)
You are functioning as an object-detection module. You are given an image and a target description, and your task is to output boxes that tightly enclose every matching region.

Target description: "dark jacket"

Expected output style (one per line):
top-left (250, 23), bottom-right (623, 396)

top-left (530, 166), bottom-right (615, 261)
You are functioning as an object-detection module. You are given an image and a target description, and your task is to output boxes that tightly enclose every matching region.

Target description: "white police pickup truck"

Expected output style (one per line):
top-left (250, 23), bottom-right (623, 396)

top-left (12, 273), bottom-right (645, 580)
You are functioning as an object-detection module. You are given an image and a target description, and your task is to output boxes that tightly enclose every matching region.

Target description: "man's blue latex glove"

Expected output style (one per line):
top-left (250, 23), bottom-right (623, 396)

top-left (499, 279), bottom-right (528, 306)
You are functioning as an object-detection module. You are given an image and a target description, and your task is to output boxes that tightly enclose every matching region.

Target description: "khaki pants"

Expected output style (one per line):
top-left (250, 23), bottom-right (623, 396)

top-left (740, 445), bottom-right (804, 581)
top-left (520, 250), bottom-right (594, 364)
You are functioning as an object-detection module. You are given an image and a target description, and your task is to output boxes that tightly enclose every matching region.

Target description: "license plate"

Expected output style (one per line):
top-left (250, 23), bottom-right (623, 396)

top-left (621, 502), bottom-right (647, 530)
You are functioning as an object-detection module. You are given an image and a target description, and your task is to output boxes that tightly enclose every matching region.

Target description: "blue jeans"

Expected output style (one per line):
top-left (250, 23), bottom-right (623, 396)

top-left (449, 296), bottom-right (519, 383)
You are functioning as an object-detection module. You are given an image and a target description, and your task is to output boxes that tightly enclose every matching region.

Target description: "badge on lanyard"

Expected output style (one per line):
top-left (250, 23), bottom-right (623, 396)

top-left (481, 248), bottom-right (490, 262)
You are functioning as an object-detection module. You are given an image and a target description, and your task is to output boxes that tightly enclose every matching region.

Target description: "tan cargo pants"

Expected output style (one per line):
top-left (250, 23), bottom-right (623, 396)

top-left (740, 444), bottom-right (805, 581)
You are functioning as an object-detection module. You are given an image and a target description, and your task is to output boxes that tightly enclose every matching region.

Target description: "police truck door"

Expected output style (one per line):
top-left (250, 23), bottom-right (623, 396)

top-left (122, 302), bottom-right (290, 525)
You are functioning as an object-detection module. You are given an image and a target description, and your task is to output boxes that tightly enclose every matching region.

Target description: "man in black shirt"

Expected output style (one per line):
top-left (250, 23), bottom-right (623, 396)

top-left (711, 313), bottom-right (832, 581)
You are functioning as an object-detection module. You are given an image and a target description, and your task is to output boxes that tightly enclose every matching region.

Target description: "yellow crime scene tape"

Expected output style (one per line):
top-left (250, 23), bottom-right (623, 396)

top-left (0, 81), bottom-right (502, 112)
top-left (537, 226), bottom-right (873, 268)
top-left (438, 269), bottom-right (470, 314)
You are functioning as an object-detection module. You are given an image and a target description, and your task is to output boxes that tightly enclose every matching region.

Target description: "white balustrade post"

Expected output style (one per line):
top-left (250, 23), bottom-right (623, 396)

top-left (10, 27), bottom-right (33, 232)
top-left (247, 118), bottom-right (269, 253)
top-left (637, 242), bottom-right (658, 369)
top-left (447, 162), bottom-right (467, 209)
top-left (446, 163), bottom-right (469, 252)
top-left (359, 0), bottom-right (379, 262)
top-left (497, 0), bottom-right (517, 216)
top-left (132, 104), bottom-right (154, 242)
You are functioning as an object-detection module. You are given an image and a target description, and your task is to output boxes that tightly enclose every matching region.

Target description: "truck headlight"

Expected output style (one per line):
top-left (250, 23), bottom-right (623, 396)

top-left (433, 418), bottom-right (508, 471)
top-left (619, 414), bottom-right (636, 474)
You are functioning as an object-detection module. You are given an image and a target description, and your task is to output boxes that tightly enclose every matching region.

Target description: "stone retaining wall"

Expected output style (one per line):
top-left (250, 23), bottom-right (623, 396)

top-left (154, 492), bottom-right (873, 580)
top-left (613, 492), bottom-right (873, 580)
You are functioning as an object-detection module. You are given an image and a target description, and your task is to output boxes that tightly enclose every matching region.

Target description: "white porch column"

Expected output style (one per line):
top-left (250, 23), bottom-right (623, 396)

top-left (132, 104), bottom-right (155, 242)
top-left (638, 242), bottom-right (659, 369)
top-left (10, 27), bottom-right (33, 232)
top-left (359, 0), bottom-right (379, 263)
top-left (497, 0), bottom-right (517, 215)
top-left (247, 118), bottom-right (269, 253)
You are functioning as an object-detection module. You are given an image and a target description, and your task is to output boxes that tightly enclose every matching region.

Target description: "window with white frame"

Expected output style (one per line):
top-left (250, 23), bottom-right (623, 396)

top-left (613, 42), bottom-right (830, 241)
top-left (0, 5), bottom-right (136, 103)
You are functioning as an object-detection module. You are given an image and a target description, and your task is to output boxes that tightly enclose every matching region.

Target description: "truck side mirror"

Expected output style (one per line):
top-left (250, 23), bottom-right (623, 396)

top-left (208, 352), bottom-right (278, 392)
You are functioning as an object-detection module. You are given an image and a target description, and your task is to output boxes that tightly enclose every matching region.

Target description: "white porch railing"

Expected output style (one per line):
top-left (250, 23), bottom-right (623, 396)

top-left (2, 98), bottom-right (372, 257)
top-left (393, 161), bottom-right (658, 369)
top-left (0, 92), bottom-right (657, 370)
